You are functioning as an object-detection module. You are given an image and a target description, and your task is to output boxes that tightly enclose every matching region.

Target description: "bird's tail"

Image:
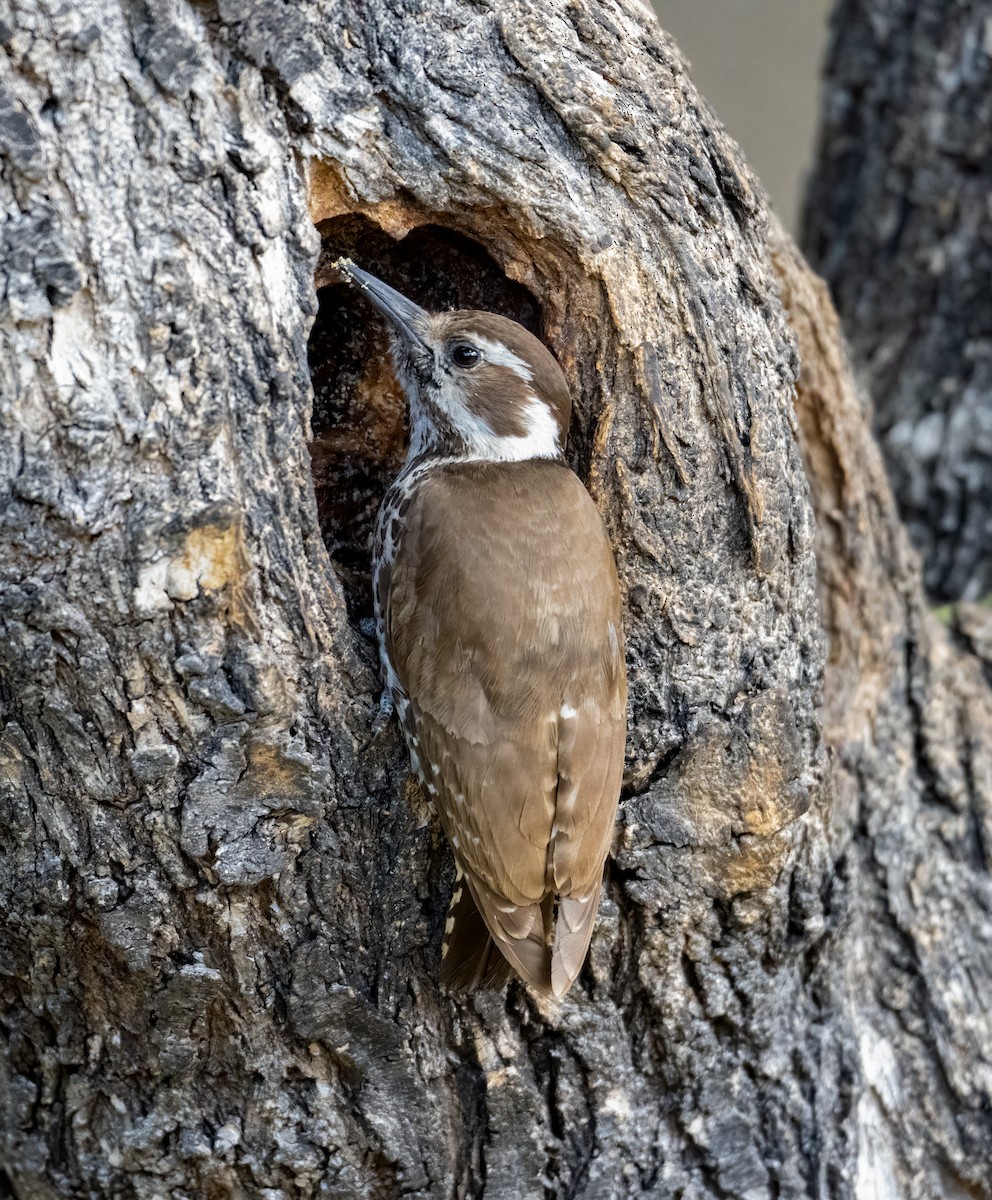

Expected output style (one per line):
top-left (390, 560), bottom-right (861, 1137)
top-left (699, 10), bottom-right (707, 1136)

top-left (550, 884), bottom-right (602, 999)
top-left (440, 878), bottom-right (554, 995)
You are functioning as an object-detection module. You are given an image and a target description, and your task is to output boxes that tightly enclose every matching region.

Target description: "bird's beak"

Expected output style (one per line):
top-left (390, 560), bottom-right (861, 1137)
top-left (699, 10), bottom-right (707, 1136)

top-left (333, 259), bottom-right (430, 351)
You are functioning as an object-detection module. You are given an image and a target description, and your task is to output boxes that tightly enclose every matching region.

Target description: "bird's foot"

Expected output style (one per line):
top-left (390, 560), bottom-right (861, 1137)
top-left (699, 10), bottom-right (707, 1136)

top-left (370, 689), bottom-right (395, 742)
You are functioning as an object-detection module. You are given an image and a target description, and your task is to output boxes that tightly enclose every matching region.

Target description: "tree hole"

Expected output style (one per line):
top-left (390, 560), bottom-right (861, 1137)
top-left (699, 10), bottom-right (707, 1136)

top-left (308, 217), bottom-right (541, 621)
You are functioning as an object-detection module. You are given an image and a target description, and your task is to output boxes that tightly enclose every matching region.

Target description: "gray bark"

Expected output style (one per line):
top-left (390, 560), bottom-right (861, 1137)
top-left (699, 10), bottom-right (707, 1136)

top-left (802, 0), bottom-right (992, 602)
top-left (0, 2), bottom-right (989, 1199)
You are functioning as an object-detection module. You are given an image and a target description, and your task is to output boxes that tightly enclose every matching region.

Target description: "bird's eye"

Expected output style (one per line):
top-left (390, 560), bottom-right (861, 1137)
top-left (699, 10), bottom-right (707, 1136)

top-left (450, 343), bottom-right (481, 369)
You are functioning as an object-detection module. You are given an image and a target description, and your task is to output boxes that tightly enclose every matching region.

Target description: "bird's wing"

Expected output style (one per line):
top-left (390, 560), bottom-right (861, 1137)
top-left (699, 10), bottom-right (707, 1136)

top-left (548, 646), bottom-right (626, 997)
top-left (401, 679), bottom-right (559, 993)
top-left (384, 461), bottom-right (626, 995)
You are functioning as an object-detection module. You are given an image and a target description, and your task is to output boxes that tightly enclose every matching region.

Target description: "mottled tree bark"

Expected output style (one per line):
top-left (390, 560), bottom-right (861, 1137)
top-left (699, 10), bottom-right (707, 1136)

top-left (0, 2), bottom-right (989, 1199)
top-left (803, 0), bottom-right (992, 602)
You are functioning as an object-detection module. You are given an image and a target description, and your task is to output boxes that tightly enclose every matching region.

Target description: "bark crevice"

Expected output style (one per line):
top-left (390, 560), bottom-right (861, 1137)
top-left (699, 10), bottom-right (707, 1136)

top-left (0, 1), bottom-right (989, 1197)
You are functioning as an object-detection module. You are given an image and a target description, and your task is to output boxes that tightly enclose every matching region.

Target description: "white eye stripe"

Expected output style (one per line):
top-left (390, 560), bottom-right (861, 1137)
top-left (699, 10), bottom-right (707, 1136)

top-left (471, 336), bottom-right (534, 383)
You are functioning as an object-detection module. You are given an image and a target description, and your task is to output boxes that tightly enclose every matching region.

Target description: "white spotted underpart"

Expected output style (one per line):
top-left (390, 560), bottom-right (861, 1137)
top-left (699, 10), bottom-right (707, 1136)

top-left (441, 883), bottom-right (465, 959)
top-left (372, 463), bottom-right (436, 780)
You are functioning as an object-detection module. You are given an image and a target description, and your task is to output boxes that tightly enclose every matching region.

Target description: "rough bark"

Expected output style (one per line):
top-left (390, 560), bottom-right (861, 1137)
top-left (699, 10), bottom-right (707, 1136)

top-left (0, 2), bottom-right (989, 1199)
top-left (802, 0), bottom-right (992, 602)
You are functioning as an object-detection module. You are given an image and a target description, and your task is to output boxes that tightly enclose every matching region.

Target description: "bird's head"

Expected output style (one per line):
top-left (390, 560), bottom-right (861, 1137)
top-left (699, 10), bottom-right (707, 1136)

top-left (336, 260), bottom-right (571, 463)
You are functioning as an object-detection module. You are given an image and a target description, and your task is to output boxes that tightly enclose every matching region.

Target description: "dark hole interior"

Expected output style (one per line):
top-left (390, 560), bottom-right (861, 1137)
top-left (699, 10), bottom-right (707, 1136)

top-left (308, 217), bottom-right (541, 621)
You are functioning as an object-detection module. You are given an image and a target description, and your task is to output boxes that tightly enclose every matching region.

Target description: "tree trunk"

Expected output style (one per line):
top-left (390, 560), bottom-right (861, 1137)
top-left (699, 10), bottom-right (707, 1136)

top-left (1, 2), bottom-right (989, 1198)
top-left (802, 0), bottom-right (992, 602)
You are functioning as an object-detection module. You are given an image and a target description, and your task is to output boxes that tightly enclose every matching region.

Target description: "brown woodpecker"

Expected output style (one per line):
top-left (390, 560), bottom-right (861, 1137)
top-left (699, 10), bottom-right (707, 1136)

top-left (335, 259), bottom-right (627, 998)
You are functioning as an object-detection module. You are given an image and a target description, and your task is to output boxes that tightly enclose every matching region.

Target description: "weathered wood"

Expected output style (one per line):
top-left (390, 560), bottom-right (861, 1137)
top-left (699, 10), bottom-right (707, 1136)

top-left (803, 0), bottom-right (992, 601)
top-left (774, 225), bottom-right (992, 1200)
top-left (0, 2), bottom-right (989, 1198)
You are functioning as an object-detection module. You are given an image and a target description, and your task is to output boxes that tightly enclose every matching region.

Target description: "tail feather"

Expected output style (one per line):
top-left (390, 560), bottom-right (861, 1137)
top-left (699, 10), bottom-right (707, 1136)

top-left (551, 885), bottom-right (602, 999)
top-left (440, 878), bottom-right (555, 995)
top-left (440, 881), bottom-right (515, 991)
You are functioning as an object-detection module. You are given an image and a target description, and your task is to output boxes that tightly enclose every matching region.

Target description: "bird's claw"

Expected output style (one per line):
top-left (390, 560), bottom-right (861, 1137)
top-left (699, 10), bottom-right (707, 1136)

top-left (370, 690), bottom-right (395, 742)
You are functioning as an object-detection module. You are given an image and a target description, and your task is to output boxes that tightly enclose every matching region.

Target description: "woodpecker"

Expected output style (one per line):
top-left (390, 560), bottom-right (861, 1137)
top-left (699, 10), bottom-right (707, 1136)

top-left (335, 259), bottom-right (627, 998)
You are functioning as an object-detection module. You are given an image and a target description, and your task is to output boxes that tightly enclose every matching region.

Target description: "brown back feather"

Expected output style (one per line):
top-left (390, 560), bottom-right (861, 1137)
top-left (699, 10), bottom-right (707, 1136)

top-left (386, 459), bottom-right (626, 995)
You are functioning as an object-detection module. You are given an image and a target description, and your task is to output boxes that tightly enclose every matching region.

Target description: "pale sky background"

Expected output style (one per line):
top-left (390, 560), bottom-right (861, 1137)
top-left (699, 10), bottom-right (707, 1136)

top-left (652, 0), bottom-right (834, 233)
